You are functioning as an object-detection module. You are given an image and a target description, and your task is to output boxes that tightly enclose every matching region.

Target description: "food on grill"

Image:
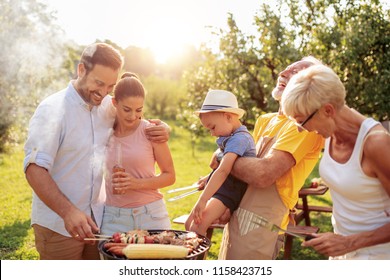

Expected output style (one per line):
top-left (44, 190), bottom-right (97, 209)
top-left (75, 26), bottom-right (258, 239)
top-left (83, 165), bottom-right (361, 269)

top-left (112, 230), bottom-right (155, 244)
top-left (123, 244), bottom-right (189, 259)
top-left (103, 230), bottom-right (203, 259)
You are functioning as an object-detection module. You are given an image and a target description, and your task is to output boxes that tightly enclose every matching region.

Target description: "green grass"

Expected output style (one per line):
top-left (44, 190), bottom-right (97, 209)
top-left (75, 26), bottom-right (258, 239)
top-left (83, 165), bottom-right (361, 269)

top-left (0, 145), bottom-right (38, 260)
top-left (0, 123), bottom-right (332, 260)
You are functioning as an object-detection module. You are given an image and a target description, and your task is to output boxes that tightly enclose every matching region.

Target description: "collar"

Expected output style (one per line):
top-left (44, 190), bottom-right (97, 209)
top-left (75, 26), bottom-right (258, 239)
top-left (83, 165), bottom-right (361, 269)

top-left (68, 81), bottom-right (93, 111)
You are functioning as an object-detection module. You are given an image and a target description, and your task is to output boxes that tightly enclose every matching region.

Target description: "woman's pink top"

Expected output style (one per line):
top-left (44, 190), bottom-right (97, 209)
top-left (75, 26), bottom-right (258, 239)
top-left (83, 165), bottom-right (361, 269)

top-left (105, 120), bottom-right (163, 208)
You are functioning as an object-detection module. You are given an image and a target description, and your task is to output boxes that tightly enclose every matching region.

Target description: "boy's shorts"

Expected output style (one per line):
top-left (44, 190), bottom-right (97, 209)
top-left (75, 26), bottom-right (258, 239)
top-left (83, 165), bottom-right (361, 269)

top-left (211, 172), bottom-right (248, 213)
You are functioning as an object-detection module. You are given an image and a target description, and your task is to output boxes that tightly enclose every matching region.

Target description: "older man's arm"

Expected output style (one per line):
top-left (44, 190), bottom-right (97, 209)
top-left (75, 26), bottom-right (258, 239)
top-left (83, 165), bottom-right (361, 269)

top-left (231, 149), bottom-right (295, 188)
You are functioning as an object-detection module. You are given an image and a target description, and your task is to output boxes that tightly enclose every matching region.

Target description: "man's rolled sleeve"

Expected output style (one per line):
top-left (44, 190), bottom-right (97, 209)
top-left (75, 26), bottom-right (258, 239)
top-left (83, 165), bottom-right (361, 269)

top-left (23, 148), bottom-right (53, 173)
top-left (23, 100), bottom-right (62, 174)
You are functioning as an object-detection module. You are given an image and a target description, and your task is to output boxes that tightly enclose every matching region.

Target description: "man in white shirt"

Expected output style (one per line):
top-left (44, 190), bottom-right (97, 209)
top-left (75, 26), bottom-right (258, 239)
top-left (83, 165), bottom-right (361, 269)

top-left (24, 43), bottom-right (168, 259)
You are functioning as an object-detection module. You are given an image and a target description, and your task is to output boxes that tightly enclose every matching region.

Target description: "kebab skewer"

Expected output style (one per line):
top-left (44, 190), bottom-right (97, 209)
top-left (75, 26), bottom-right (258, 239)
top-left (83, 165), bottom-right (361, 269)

top-left (100, 230), bottom-right (203, 259)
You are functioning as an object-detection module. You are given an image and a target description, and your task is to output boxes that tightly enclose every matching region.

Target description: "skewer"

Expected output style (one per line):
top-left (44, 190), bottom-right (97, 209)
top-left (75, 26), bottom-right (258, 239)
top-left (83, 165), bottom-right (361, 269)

top-left (94, 234), bottom-right (112, 238)
top-left (84, 237), bottom-right (111, 241)
top-left (83, 234), bottom-right (113, 241)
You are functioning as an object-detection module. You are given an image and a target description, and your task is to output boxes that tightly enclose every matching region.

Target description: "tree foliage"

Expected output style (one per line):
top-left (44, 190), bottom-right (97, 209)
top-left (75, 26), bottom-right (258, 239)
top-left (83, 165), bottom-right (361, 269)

top-left (289, 0), bottom-right (390, 121)
top-left (182, 8), bottom-right (301, 137)
top-left (1, 0), bottom-right (388, 152)
top-left (332, 1), bottom-right (389, 121)
top-left (183, 0), bottom-right (389, 138)
top-left (120, 44), bottom-right (199, 120)
top-left (143, 75), bottom-right (186, 120)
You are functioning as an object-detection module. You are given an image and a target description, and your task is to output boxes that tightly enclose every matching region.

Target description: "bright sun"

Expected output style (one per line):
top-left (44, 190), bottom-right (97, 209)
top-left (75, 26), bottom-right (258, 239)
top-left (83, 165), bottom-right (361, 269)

top-left (149, 40), bottom-right (184, 65)
top-left (141, 19), bottom-right (191, 64)
top-left (45, 0), bottom-right (225, 65)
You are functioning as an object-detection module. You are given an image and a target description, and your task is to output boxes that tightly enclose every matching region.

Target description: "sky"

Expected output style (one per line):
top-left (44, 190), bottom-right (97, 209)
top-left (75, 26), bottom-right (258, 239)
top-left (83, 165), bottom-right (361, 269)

top-left (42, 0), bottom-right (263, 63)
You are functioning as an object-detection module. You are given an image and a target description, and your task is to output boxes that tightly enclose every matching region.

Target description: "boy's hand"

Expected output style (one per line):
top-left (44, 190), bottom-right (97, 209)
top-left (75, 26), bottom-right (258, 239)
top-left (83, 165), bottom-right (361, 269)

top-left (193, 199), bottom-right (207, 224)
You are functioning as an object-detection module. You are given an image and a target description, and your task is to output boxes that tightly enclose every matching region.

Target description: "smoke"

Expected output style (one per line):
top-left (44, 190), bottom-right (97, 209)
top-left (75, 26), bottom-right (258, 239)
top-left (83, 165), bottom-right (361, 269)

top-left (0, 0), bottom-right (70, 144)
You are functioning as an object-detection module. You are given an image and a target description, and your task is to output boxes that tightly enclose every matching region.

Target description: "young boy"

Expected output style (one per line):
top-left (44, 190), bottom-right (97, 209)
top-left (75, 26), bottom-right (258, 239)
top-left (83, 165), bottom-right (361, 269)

top-left (185, 90), bottom-right (256, 236)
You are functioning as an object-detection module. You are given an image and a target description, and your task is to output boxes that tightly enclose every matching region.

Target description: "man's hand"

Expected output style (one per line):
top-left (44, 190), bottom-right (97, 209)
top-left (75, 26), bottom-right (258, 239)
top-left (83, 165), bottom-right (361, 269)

top-left (145, 119), bottom-right (170, 143)
top-left (63, 207), bottom-right (99, 244)
top-left (196, 175), bottom-right (209, 190)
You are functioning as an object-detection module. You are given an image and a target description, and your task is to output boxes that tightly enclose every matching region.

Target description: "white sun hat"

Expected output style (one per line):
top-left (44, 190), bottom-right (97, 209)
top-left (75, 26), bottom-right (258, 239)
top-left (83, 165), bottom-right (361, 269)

top-left (195, 89), bottom-right (245, 118)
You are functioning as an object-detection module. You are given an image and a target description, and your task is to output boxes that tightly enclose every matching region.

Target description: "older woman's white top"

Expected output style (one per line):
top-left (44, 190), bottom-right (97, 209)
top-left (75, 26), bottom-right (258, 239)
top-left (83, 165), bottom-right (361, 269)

top-left (320, 118), bottom-right (390, 259)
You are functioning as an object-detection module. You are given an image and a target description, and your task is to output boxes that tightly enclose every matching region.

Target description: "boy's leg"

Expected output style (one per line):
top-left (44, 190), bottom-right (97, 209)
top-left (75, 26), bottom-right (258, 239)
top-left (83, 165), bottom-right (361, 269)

top-left (185, 212), bottom-right (194, 231)
top-left (191, 198), bottom-right (227, 236)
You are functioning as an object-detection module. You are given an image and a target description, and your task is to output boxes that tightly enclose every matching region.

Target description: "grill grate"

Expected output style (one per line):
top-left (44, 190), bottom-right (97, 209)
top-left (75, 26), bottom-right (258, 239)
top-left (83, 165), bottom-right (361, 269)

top-left (99, 229), bottom-right (211, 260)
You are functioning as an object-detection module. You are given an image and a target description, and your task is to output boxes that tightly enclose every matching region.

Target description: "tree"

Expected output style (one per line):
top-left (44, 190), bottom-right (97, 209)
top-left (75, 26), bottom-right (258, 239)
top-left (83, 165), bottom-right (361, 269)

top-left (328, 1), bottom-right (390, 121)
top-left (286, 0), bottom-right (390, 121)
top-left (182, 0), bottom-right (389, 142)
top-left (143, 75), bottom-right (186, 120)
top-left (182, 9), bottom-right (301, 137)
top-left (0, 0), bottom-right (68, 151)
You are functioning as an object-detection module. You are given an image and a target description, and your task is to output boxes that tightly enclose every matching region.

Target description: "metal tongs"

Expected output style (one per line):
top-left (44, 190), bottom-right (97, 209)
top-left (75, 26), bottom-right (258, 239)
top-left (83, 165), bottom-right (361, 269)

top-left (251, 215), bottom-right (314, 241)
top-left (167, 182), bottom-right (203, 202)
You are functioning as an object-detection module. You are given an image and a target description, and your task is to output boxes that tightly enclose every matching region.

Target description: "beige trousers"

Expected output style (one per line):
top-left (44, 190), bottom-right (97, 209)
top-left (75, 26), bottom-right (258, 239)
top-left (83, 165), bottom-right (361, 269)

top-left (33, 224), bottom-right (100, 260)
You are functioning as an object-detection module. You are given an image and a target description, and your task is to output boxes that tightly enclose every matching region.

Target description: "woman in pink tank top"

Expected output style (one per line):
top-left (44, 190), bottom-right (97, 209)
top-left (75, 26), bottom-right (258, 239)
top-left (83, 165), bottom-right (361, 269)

top-left (101, 72), bottom-right (175, 236)
top-left (282, 64), bottom-right (390, 259)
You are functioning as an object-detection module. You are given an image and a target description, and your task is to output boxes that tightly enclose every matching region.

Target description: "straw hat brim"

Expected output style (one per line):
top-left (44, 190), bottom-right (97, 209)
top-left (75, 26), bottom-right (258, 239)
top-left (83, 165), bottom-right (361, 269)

top-left (195, 107), bottom-right (245, 118)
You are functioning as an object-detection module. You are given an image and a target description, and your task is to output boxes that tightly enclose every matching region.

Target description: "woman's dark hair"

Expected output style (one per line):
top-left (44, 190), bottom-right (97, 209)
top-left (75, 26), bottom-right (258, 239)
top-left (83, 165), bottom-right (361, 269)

top-left (114, 72), bottom-right (145, 101)
top-left (80, 43), bottom-right (123, 73)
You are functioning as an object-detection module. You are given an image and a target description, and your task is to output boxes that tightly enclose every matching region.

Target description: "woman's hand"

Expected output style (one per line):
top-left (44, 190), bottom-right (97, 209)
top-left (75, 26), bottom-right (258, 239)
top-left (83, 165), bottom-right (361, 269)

top-left (302, 232), bottom-right (354, 257)
top-left (112, 171), bottom-right (140, 194)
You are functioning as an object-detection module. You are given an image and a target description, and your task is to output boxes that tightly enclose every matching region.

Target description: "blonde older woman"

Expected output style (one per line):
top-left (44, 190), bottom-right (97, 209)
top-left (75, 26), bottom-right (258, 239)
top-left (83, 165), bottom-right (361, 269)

top-left (281, 64), bottom-right (390, 259)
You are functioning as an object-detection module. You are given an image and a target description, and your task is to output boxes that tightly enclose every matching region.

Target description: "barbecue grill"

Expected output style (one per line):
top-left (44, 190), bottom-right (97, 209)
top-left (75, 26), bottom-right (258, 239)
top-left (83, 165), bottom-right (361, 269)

top-left (98, 229), bottom-right (211, 260)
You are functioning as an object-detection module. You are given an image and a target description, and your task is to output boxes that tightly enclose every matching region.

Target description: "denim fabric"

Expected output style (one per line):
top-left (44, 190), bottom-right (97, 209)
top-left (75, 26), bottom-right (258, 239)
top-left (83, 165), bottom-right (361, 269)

top-left (101, 199), bottom-right (170, 235)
